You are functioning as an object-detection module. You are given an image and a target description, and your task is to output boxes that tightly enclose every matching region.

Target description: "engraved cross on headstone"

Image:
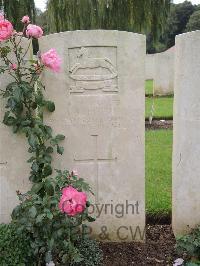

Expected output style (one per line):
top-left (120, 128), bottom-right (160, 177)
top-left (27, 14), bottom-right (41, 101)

top-left (74, 135), bottom-right (117, 203)
top-left (0, 162), bottom-right (7, 166)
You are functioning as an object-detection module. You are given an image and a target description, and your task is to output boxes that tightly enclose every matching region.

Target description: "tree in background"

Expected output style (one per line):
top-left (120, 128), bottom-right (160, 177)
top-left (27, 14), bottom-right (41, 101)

top-left (0, 0), bottom-right (35, 30)
top-left (147, 0), bottom-right (196, 53)
top-left (186, 8), bottom-right (200, 31)
top-left (1, 0), bottom-right (199, 54)
top-left (36, 8), bottom-right (48, 34)
top-left (46, 0), bottom-right (171, 40)
top-left (160, 1), bottom-right (195, 49)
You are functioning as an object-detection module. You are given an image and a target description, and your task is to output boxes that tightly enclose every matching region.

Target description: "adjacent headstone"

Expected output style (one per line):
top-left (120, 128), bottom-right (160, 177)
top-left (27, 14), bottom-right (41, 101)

top-left (173, 31), bottom-right (200, 236)
top-left (145, 54), bottom-right (155, 80)
top-left (39, 30), bottom-right (145, 241)
top-left (154, 47), bottom-right (174, 96)
top-left (0, 38), bottom-right (32, 223)
top-left (145, 47), bottom-right (174, 96)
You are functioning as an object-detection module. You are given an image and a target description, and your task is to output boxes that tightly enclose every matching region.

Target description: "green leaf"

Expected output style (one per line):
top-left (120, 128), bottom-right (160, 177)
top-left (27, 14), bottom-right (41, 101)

top-left (36, 213), bottom-right (45, 223)
top-left (3, 115), bottom-right (15, 126)
top-left (31, 162), bottom-right (39, 172)
top-left (46, 146), bottom-right (54, 153)
top-left (73, 252), bottom-right (84, 263)
top-left (86, 201), bottom-right (91, 207)
top-left (44, 126), bottom-right (53, 137)
top-left (46, 101), bottom-right (55, 112)
top-left (6, 82), bottom-right (17, 91)
top-left (6, 97), bottom-right (16, 110)
top-left (62, 254), bottom-right (69, 264)
top-left (29, 206), bottom-right (37, 218)
top-left (35, 94), bottom-right (43, 105)
top-left (50, 138), bottom-right (57, 146)
top-left (31, 102), bottom-right (37, 109)
top-left (0, 67), bottom-right (5, 74)
top-left (13, 86), bottom-right (22, 102)
top-left (28, 134), bottom-right (38, 148)
top-left (11, 204), bottom-right (21, 218)
top-left (46, 211), bottom-right (53, 220)
top-left (55, 134), bottom-right (65, 141)
top-left (48, 238), bottom-right (54, 249)
top-left (44, 154), bottom-right (52, 163)
top-left (44, 179), bottom-right (54, 196)
top-left (34, 127), bottom-right (43, 137)
top-left (87, 216), bottom-right (96, 222)
top-left (21, 120), bottom-right (32, 126)
top-left (22, 126), bottom-right (31, 135)
top-left (57, 145), bottom-right (64, 155)
top-left (28, 147), bottom-right (35, 153)
top-left (56, 228), bottom-right (64, 237)
top-left (30, 171), bottom-right (43, 182)
top-left (31, 182), bottom-right (44, 194)
top-left (50, 134), bottom-right (65, 146)
top-left (3, 111), bottom-right (16, 127)
top-left (43, 164), bottom-right (52, 177)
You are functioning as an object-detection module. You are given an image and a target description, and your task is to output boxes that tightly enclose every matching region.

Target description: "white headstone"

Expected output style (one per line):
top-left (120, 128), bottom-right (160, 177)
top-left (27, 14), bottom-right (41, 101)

top-left (0, 38), bottom-right (32, 223)
top-left (145, 54), bottom-right (155, 81)
top-left (173, 31), bottom-right (200, 236)
top-left (39, 30), bottom-right (145, 241)
top-left (145, 47), bottom-right (174, 96)
top-left (154, 47), bottom-right (174, 96)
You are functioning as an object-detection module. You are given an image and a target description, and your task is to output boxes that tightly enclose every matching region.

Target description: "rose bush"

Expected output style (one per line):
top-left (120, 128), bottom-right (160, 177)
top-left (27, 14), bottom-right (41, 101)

top-left (12, 170), bottom-right (96, 264)
top-left (0, 14), bottom-right (100, 265)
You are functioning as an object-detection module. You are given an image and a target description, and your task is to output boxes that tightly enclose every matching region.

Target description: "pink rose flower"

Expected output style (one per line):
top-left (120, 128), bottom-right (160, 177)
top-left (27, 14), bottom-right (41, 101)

top-left (10, 63), bottom-right (17, 70)
top-left (58, 186), bottom-right (87, 216)
top-left (41, 48), bottom-right (61, 73)
top-left (21, 15), bottom-right (30, 24)
top-left (0, 18), bottom-right (13, 42)
top-left (26, 24), bottom-right (43, 39)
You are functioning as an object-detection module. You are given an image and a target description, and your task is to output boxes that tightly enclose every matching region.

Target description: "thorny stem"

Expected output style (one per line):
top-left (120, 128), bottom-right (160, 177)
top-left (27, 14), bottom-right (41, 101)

top-left (10, 38), bottom-right (22, 82)
top-left (21, 39), bottom-right (32, 62)
top-left (2, 57), bottom-right (18, 82)
top-left (16, 25), bottom-right (26, 47)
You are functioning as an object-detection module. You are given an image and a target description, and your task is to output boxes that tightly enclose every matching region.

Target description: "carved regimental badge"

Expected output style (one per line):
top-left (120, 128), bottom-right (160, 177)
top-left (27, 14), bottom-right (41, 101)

top-left (69, 47), bottom-right (118, 94)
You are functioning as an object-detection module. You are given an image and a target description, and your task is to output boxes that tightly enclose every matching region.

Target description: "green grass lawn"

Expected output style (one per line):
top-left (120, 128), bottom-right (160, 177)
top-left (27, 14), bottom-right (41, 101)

top-left (145, 79), bottom-right (174, 120)
top-left (145, 79), bottom-right (154, 95)
top-left (146, 129), bottom-right (173, 215)
top-left (145, 96), bottom-right (174, 120)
